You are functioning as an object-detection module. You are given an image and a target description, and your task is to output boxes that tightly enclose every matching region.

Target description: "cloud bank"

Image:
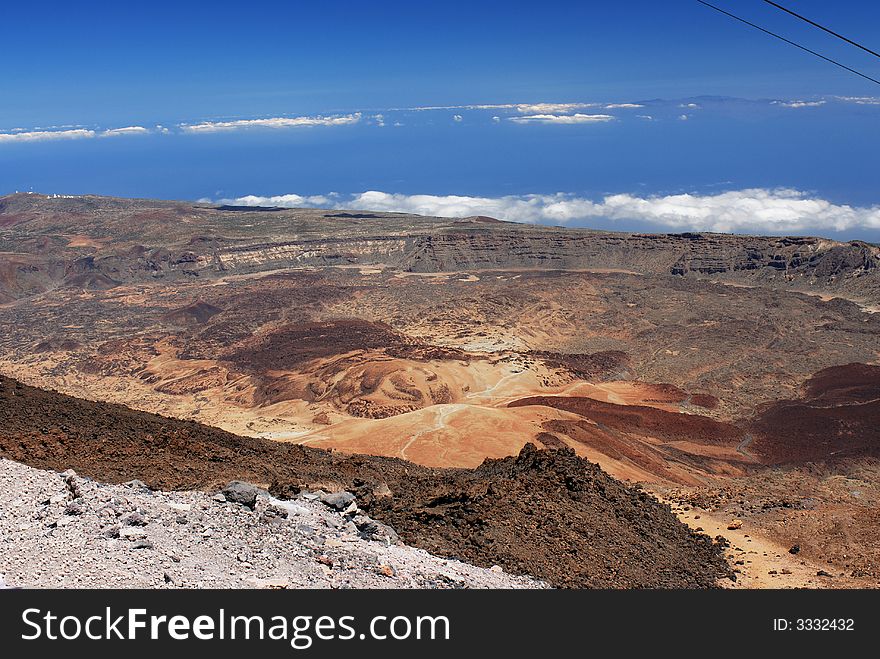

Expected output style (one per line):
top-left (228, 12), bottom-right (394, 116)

top-left (220, 193), bottom-right (336, 207)
top-left (509, 113), bottom-right (615, 124)
top-left (4, 95), bottom-right (876, 147)
top-left (180, 113), bottom-right (362, 133)
top-left (514, 102), bottom-right (598, 113)
top-left (211, 189), bottom-right (880, 235)
top-left (0, 111), bottom-right (362, 145)
top-left (772, 100), bottom-right (826, 108)
top-left (0, 128), bottom-right (96, 143)
top-left (0, 125), bottom-right (152, 143)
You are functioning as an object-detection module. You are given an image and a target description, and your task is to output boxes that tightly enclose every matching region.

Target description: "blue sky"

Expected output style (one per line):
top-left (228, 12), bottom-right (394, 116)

top-left (2, 1), bottom-right (879, 239)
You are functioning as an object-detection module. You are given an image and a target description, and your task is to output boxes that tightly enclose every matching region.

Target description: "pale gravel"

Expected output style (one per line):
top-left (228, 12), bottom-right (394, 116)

top-left (0, 458), bottom-right (545, 589)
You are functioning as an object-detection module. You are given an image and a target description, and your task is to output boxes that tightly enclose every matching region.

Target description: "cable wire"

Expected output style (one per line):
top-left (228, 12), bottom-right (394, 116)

top-left (763, 0), bottom-right (880, 60)
top-left (696, 0), bottom-right (880, 86)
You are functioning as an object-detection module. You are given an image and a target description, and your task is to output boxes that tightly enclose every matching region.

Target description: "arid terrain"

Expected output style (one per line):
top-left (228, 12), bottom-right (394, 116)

top-left (1, 192), bottom-right (878, 587)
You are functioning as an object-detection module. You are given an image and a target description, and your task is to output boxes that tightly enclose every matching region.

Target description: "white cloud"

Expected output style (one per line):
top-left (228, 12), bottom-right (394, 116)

top-left (636, 114), bottom-right (654, 121)
top-left (678, 114), bottom-right (689, 121)
top-left (452, 114), bottom-right (463, 122)
top-left (584, 189), bottom-right (880, 233)
top-left (210, 188), bottom-right (880, 235)
top-left (679, 103), bottom-right (700, 109)
top-left (399, 102), bottom-right (600, 113)
top-left (0, 128), bottom-right (96, 143)
top-left (514, 102), bottom-right (598, 114)
top-left (180, 113), bottom-right (361, 133)
top-left (509, 113), bottom-right (615, 125)
top-left (349, 191), bottom-right (546, 219)
top-left (605, 103), bottom-right (644, 109)
top-left (466, 104), bottom-right (516, 110)
top-left (390, 103), bottom-right (514, 112)
top-left (772, 100), bottom-right (826, 108)
top-left (491, 116), bottom-right (501, 123)
top-left (207, 193), bottom-right (336, 207)
top-left (100, 126), bottom-right (150, 137)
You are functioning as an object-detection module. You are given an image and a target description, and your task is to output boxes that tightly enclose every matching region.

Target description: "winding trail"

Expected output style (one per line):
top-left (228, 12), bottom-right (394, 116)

top-left (465, 372), bottom-right (522, 400)
top-left (399, 404), bottom-right (463, 461)
top-left (736, 432), bottom-right (754, 456)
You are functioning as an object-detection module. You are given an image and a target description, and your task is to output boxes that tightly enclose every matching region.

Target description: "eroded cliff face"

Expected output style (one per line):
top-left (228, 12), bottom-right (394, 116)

top-left (398, 231), bottom-right (880, 297)
top-left (668, 236), bottom-right (877, 277)
top-left (215, 237), bottom-right (410, 271)
top-left (51, 228), bottom-right (880, 288)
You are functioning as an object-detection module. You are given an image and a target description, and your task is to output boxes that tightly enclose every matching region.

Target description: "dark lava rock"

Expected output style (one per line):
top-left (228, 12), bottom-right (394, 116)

top-left (789, 544), bottom-right (801, 555)
top-left (260, 504), bottom-right (289, 524)
top-left (64, 501), bottom-right (84, 516)
top-left (320, 491), bottom-right (356, 511)
top-left (352, 514), bottom-right (399, 544)
top-left (363, 445), bottom-right (731, 589)
top-left (222, 481), bottom-right (259, 509)
top-left (124, 479), bottom-right (152, 494)
top-left (123, 511), bottom-right (147, 526)
top-left (102, 525), bottom-right (120, 539)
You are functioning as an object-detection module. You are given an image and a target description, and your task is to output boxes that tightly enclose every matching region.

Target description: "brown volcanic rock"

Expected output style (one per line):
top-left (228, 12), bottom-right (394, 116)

top-left (163, 301), bottom-right (223, 326)
top-left (509, 395), bottom-right (745, 445)
top-left (0, 374), bottom-right (729, 588)
top-left (804, 362), bottom-right (880, 404)
top-left (689, 394), bottom-right (719, 409)
top-left (363, 444), bottom-right (730, 588)
top-left (33, 338), bottom-right (82, 353)
top-left (535, 431), bottom-right (568, 449)
top-left (529, 350), bottom-right (632, 380)
top-left (749, 364), bottom-right (880, 464)
top-left (225, 320), bottom-right (410, 372)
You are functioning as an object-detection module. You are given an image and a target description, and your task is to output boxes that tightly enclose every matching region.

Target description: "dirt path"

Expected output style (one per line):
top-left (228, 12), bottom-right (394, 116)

top-left (664, 502), bottom-right (850, 588)
top-left (465, 372), bottom-right (522, 400)
top-left (399, 404), bottom-right (462, 460)
top-left (736, 432), bottom-right (754, 457)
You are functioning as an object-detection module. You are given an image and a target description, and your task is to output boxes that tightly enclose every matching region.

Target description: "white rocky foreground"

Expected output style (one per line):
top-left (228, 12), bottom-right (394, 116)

top-left (0, 459), bottom-right (544, 589)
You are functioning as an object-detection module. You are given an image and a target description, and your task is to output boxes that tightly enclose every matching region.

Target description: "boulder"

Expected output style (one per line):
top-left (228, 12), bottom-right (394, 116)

top-left (64, 501), bottom-right (84, 516)
top-left (123, 511), bottom-right (147, 526)
top-left (352, 514), bottom-right (399, 544)
top-left (319, 491), bottom-right (356, 511)
top-left (222, 481), bottom-right (259, 509)
top-left (123, 480), bottom-right (152, 494)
